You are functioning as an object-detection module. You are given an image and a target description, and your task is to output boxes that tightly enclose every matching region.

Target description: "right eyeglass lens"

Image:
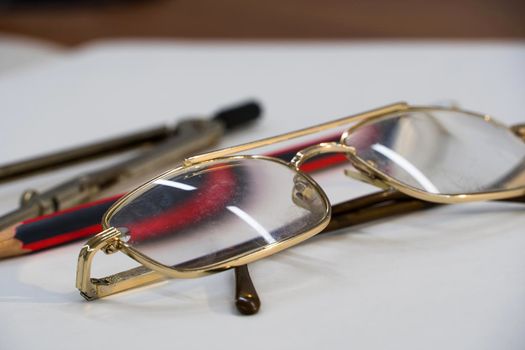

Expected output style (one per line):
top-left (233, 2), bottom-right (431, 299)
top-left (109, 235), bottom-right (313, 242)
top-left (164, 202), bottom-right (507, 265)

top-left (107, 157), bottom-right (329, 270)
top-left (343, 109), bottom-right (525, 195)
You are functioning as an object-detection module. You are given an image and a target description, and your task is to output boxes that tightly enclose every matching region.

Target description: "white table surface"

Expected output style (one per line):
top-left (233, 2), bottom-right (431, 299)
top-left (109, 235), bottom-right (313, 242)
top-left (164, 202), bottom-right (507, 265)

top-left (0, 40), bottom-right (524, 350)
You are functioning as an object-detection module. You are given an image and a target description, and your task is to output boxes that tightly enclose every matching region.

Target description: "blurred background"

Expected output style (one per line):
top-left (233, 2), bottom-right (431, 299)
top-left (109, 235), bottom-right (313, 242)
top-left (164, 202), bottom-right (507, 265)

top-left (0, 0), bottom-right (524, 45)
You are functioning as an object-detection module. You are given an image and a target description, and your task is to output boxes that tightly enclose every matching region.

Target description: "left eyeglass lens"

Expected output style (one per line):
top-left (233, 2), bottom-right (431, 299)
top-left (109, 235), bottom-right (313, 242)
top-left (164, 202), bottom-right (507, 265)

top-left (107, 157), bottom-right (329, 269)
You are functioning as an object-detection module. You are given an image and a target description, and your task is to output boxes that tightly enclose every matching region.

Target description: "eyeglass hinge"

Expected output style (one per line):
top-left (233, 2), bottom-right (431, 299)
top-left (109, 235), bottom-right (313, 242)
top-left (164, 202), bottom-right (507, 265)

top-left (76, 227), bottom-right (124, 300)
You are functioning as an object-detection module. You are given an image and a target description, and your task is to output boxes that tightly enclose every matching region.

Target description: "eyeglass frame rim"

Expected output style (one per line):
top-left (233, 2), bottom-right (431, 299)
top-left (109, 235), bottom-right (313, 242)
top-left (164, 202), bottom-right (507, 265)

top-left (340, 105), bottom-right (525, 204)
top-left (76, 101), bottom-right (525, 300)
top-left (104, 154), bottom-right (333, 277)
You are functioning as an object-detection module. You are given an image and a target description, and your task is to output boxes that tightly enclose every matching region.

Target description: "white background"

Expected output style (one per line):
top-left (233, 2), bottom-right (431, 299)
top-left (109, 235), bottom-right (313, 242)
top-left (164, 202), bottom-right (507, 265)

top-left (0, 40), bottom-right (524, 350)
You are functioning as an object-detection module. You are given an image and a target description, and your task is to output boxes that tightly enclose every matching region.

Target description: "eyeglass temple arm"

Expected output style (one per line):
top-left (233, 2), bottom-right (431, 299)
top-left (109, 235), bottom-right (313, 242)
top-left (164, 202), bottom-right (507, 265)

top-left (326, 191), bottom-right (525, 232)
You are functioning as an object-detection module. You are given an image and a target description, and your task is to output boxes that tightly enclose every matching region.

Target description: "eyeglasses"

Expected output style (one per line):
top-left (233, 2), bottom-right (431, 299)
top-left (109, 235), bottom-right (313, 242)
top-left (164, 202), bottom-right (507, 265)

top-left (76, 102), bottom-right (525, 311)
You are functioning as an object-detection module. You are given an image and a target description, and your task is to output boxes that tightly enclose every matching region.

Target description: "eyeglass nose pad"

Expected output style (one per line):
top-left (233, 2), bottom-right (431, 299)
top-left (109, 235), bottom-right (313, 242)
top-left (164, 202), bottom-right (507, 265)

top-left (291, 175), bottom-right (321, 211)
top-left (290, 142), bottom-right (355, 169)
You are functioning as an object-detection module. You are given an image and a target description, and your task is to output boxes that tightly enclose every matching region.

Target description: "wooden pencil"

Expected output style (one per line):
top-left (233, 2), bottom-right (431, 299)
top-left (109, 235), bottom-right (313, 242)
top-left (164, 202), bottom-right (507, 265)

top-left (0, 194), bottom-right (121, 259)
top-left (0, 225), bottom-right (25, 258)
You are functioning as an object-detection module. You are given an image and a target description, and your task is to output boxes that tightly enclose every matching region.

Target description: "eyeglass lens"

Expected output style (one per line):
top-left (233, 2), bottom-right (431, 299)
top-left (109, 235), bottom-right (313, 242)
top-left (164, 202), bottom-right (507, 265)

top-left (343, 109), bottom-right (525, 195)
top-left (108, 157), bottom-right (329, 269)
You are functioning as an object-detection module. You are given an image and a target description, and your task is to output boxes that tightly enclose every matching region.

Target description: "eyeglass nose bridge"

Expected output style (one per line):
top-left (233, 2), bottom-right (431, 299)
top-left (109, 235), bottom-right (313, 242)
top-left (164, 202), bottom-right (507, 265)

top-left (290, 142), bottom-right (356, 169)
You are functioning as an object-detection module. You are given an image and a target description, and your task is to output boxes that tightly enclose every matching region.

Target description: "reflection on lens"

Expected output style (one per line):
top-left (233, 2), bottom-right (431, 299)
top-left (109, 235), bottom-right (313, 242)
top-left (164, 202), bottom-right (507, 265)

top-left (108, 157), bottom-right (328, 269)
top-left (343, 109), bottom-right (525, 195)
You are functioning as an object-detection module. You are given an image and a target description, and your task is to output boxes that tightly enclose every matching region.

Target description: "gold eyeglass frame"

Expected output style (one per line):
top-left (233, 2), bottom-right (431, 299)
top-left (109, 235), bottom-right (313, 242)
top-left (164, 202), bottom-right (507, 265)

top-left (76, 102), bottom-right (525, 301)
